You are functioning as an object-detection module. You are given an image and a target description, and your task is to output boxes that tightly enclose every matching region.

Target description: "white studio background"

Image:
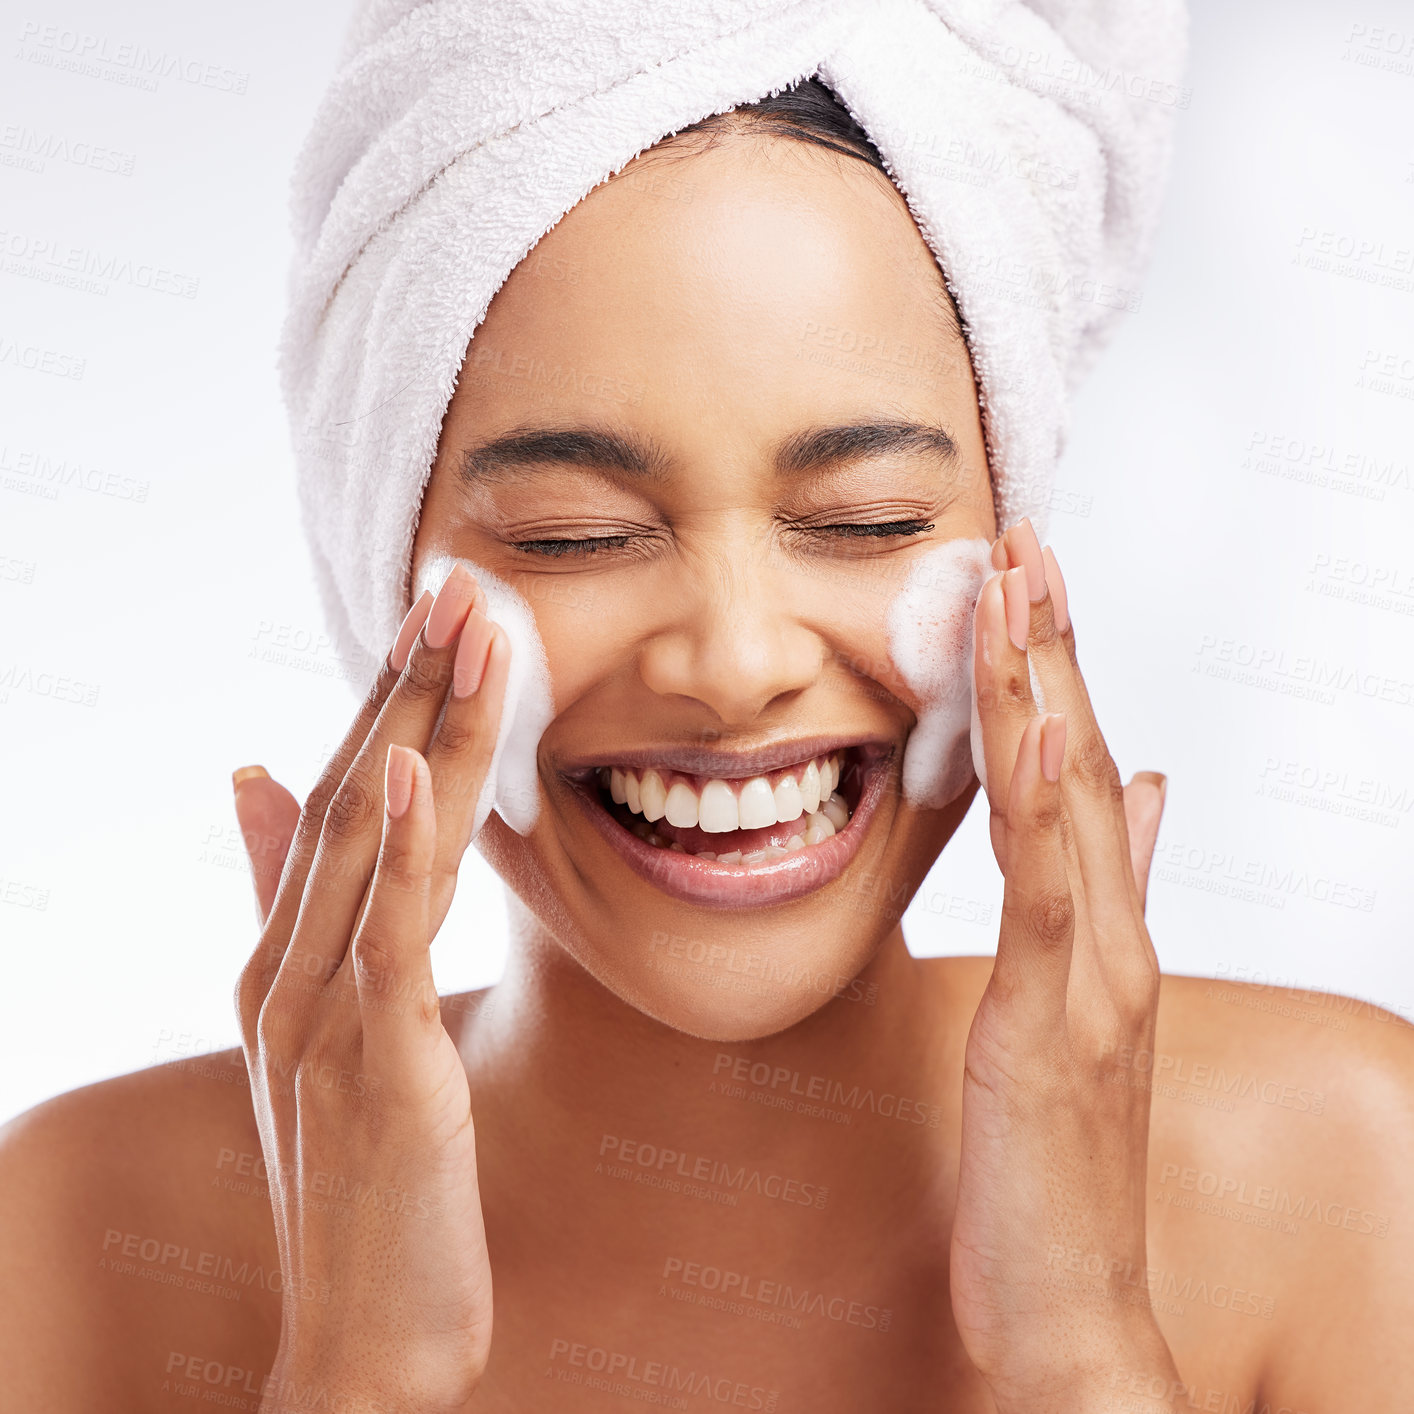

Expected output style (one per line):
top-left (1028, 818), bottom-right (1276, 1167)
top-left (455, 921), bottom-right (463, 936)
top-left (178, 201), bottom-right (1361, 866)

top-left (2, 1), bottom-right (1411, 1124)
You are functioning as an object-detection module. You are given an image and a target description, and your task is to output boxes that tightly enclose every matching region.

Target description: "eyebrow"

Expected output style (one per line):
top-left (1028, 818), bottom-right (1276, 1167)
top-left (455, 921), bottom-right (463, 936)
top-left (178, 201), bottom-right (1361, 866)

top-left (458, 419), bottom-right (960, 485)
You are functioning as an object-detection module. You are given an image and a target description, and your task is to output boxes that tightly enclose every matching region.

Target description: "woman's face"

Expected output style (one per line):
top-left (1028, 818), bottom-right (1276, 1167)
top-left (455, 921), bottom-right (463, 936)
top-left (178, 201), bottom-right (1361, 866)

top-left (412, 132), bottom-right (997, 1040)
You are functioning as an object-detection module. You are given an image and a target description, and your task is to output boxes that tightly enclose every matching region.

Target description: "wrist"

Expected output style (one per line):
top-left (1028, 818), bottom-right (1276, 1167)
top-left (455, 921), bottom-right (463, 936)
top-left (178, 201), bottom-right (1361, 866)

top-left (264, 1347), bottom-right (482, 1414)
top-left (987, 1315), bottom-right (1184, 1414)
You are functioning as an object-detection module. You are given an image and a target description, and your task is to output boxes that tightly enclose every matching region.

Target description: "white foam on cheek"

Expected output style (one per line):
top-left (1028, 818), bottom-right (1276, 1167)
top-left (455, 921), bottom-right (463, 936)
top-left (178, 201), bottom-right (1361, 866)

top-left (889, 541), bottom-right (1051, 808)
top-left (417, 554), bottom-right (555, 838)
top-left (886, 537), bottom-right (994, 810)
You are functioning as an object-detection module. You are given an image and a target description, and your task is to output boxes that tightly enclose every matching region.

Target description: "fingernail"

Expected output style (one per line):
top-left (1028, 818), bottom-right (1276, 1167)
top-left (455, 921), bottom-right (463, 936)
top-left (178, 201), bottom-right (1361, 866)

top-left (990, 535), bottom-right (1008, 572)
top-left (1008, 518), bottom-right (1047, 602)
top-left (1040, 713), bottom-right (1066, 783)
top-left (385, 744), bottom-right (415, 820)
top-left (1041, 545), bottom-right (1069, 633)
top-left (425, 563), bottom-right (479, 649)
top-left (1134, 770), bottom-right (1167, 806)
top-left (453, 609), bottom-right (494, 699)
top-left (1003, 565), bottom-right (1030, 651)
top-left (232, 764), bottom-right (268, 793)
top-left (390, 591), bottom-right (434, 672)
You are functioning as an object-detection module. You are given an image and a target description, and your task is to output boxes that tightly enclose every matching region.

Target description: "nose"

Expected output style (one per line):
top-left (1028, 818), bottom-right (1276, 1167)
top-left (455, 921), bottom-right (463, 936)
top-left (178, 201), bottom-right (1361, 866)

top-left (636, 548), bottom-right (825, 727)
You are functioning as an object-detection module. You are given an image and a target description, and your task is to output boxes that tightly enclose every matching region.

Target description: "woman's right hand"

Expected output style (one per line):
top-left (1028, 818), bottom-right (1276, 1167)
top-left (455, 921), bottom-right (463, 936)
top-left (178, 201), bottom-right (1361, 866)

top-left (232, 563), bottom-right (510, 1414)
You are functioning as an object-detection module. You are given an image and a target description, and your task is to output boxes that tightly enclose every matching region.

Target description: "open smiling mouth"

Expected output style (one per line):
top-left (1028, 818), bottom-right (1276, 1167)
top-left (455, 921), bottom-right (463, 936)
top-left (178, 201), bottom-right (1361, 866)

top-left (563, 742), bottom-right (895, 909)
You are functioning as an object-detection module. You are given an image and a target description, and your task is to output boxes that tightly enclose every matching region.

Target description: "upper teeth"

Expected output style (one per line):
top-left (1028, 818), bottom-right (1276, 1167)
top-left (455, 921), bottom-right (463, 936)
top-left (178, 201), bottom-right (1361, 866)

top-left (598, 751), bottom-right (848, 833)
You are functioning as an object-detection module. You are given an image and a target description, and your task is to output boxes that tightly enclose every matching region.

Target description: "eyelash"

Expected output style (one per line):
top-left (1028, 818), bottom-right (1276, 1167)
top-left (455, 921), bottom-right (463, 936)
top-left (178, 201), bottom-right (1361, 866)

top-left (510, 520), bottom-right (937, 558)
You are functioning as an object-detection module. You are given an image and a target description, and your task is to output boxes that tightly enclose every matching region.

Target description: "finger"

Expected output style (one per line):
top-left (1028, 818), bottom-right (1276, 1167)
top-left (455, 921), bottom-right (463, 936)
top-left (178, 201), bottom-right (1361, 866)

top-left (974, 564), bottom-right (1043, 872)
top-left (233, 585), bottom-right (437, 1055)
top-left (349, 745), bottom-right (446, 1089)
top-left (232, 767), bottom-right (300, 926)
top-left (326, 614), bottom-right (511, 1027)
top-left (1040, 544), bottom-right (1070, 645)
top-left (1002, 521), bottom-right (1139, 930)
top-left (246, 589), bottom-right (434, 992)
top-left (991, 712), bottom-right (1074, 1027)
top-left (1123, 772), bottom-right (1167, 913)
top-left (425, 616), bottom-right (512, 931)
top-left (994, 534), bottom-right (1074, 661)
top-left (274, 563), bottom-right (482, 1006)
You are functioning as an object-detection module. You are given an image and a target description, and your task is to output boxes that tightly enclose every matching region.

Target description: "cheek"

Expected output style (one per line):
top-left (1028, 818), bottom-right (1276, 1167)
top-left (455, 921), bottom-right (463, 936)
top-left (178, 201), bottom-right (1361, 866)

top-left (883, 537), bottom-right (992, 809)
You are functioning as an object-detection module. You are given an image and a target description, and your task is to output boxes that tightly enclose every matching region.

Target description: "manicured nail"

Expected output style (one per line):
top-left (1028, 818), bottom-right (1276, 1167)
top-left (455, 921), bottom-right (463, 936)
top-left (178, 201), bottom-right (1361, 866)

top-left (385, 744), bottom-right (415, 820)
top-left (390, 591), bottom-right (434, 672)
top-left (1002, 565), bottom-right (1030, 651)
top-left (453, 610), bottom-right (494, 698)
top-left (1041, 545), bottom-right (1069, 633)
top-left (1007, 518), bottom-right (1047, 602)
top-left (1040, 713), bottom-right (1066, 783)
top-left (424, 564), bottom-right (479, 649)
top-left (1133, 769), bottom-right (1167, 807)
top-left (990, 535), bottom-right (1008, 572)
top-left (232, 764), bottom-right (268, 793)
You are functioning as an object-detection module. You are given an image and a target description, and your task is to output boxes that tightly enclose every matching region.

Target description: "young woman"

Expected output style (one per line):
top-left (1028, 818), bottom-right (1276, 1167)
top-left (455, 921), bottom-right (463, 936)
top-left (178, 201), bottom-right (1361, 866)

top-left (3, 81), bottom-right (1412, 1414)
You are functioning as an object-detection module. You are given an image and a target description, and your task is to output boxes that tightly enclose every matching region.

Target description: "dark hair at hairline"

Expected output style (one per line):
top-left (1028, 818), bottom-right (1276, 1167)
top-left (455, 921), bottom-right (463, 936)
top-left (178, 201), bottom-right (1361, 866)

top-left (644, 74), bottom-right (965, 346)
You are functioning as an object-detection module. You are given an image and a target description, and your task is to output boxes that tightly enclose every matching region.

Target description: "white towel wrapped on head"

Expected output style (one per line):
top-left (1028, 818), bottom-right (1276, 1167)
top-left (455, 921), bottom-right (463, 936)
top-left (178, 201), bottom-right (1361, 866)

top-left (280, 0), bottom-right (1188, 687)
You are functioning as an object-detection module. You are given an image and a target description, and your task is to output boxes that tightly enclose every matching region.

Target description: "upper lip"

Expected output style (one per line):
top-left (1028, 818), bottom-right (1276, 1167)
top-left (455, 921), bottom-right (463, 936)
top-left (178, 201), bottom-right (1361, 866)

top-left (559, 734), bottom-right (892, 783)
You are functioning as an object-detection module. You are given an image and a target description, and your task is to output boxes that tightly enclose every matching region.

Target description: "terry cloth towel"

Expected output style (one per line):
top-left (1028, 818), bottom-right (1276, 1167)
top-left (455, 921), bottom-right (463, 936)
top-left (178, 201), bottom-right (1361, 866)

top-left (280, 0), bottom-right (1188, 687)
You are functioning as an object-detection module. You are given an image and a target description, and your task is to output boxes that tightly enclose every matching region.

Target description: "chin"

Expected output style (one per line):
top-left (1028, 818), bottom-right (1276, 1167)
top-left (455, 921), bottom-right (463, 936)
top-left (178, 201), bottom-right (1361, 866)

top-left (471, 742), bottom-right (978, 1040)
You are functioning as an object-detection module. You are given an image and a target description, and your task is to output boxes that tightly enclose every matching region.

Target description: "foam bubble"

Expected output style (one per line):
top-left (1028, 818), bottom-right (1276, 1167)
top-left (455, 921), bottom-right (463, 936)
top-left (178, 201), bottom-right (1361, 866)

top-left (415, 554), bottom-right (555, 837)
top-left (886, 538), bottom-right (1051, 807)
top-left (885, 537), bottom-right (992, 809)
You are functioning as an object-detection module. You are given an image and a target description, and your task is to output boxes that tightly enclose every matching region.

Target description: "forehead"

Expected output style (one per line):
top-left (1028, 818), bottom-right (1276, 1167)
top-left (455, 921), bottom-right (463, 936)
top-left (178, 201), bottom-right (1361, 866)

top-left (473, 133), bottom-right (969, 398)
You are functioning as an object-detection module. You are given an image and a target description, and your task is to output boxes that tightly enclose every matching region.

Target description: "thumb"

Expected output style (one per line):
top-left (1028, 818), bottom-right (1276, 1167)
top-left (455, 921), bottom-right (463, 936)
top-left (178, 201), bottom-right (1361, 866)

top-left (231, 766), bottom-right (300, 926)
top-left (1122, 771), bottom-right (1166, 914)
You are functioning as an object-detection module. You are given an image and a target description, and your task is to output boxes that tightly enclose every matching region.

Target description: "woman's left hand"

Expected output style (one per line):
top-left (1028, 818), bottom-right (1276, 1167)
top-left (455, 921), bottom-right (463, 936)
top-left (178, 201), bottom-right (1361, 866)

top-left (949, 518), bottom-right (1179, 1413)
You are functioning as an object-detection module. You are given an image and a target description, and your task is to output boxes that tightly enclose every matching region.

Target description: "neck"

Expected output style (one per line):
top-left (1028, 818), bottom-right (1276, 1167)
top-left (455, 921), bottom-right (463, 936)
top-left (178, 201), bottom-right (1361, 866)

top-left (463, 898), bottom-right (964, 1275)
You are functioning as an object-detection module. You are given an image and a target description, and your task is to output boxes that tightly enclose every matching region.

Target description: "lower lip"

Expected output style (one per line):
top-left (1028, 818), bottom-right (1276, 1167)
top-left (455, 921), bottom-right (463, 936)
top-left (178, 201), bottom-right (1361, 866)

top-left (563, 745), bottom-right (894, 910)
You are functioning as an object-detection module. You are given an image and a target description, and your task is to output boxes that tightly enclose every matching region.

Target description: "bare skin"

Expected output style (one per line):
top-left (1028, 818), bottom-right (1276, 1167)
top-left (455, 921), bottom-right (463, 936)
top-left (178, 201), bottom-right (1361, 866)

top-left (4, 968), bottom-right (1412, 1411)
top-left (3, 130), bottom-right (1413, 1412)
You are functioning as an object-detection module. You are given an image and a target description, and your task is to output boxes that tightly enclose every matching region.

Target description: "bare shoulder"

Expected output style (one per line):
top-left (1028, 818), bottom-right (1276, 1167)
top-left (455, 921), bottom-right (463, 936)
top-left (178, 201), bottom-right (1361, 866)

top-left (0, 986), bottom-right (499, 1408)
top-left (1149, 972), bottom-right (1414, 1211)
top-left (1148, 974), bottom-right (1414, 1403)
top-left (0, 1048), bottom-right (279, 1410)
top-left (925, 956), bottom-right (1414, 1401)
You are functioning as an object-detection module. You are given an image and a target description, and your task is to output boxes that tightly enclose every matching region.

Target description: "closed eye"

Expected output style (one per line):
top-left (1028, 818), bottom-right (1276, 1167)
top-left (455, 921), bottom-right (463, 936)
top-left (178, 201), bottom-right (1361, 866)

top-left (509, 535), bottom-right (636, 557)
top-left (804, 519), bottom-right (935, 538)
top-left (509, 521), bottom-right (936, 558)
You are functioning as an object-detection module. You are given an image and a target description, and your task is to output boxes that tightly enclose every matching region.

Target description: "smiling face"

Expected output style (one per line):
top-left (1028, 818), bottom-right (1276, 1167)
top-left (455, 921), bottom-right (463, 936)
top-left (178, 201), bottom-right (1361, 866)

top-left (411, 130), bottom-right (997, 1040)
